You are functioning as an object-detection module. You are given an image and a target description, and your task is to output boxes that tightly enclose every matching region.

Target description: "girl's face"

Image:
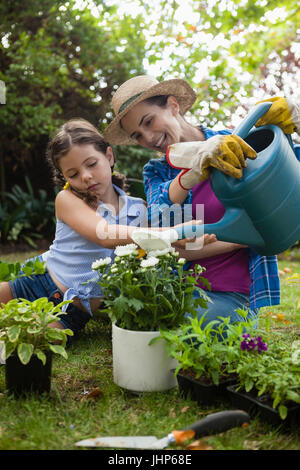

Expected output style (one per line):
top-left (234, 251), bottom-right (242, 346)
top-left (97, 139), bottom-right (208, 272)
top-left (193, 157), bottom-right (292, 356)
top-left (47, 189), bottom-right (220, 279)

top-left (120, 96), bottom-right (183, 154)
top-left (59, 144), bottom-right (114, 198)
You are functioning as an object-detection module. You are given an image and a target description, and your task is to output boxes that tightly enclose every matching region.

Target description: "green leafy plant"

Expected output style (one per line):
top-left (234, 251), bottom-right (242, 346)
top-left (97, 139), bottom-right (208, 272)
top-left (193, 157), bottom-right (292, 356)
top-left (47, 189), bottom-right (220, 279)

top-left (0, 176), bottom-right (56, 247)
top-left (92, 244), bottom-right (210, 331)
top-left (234, 335), bottom-right (300, 420)
top-left (158, 310), bottom-right (257, 386)
top-left (0, 297), bottom-right (73, 365)
top-left (0, 257), bottom-right (46, 282)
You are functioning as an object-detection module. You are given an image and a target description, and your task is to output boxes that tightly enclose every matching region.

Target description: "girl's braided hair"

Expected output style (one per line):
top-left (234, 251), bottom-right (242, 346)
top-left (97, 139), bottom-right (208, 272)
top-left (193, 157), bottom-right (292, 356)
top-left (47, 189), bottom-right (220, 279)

top-left (46, 118), bottom-right (127, 208)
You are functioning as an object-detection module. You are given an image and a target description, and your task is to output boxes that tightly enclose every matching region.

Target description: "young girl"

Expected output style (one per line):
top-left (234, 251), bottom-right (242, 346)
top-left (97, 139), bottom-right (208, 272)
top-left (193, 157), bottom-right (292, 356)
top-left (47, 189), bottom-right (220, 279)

top-left (1, 119), bottom-right (214, 341)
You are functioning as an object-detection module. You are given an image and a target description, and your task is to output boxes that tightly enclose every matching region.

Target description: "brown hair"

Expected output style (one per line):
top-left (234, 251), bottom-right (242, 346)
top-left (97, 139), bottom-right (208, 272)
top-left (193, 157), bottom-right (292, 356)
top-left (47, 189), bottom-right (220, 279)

top-left (144, 95), bottom-right (184, 117)
top-left (46, 118), bottom-right (127, 208)
top-left (144, 95), bottom-right (170, 107)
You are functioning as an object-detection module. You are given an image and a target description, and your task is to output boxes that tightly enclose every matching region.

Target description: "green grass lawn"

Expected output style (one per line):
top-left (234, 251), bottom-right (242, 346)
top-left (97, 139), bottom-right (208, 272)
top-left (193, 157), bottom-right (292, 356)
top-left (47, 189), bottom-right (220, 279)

top-left (0, 248), bottom-right (299, 452)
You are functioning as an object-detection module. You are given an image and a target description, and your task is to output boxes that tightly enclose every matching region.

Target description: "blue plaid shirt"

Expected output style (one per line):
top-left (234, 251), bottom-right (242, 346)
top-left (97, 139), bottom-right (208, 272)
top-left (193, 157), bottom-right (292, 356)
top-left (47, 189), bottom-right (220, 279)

top-left (143, 125), bottom-right (282, 309)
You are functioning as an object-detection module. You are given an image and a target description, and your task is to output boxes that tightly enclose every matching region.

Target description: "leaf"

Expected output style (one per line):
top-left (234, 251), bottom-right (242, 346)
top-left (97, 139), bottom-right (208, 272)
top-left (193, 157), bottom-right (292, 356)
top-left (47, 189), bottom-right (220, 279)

top-left (7, 325), bottom-right (21, 343)
top-left (17, 343), bottom-right (34, 365)
top-left (49, 344), bottom-right (68, 359)
top-left (286, 390), bottom-right (300, 403)
top-left (127, 298), bottom-right (144, 311)
top-left (35, 350), bottom-right (47, 365)
top-left (0, 263), bottom-right (10, 282)
top-left (26, 325), bottom-right (43, 334)
top-left (278, 405), bottom-right (288, 420)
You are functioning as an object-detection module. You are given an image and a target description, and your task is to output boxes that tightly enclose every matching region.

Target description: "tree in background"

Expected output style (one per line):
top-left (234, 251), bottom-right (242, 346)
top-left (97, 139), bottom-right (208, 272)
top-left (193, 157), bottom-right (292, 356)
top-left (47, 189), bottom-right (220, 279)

top-left (136, 0), bottom-right (299, 128)
top-left (1, 0), bottom-right (299, 198)
top-left (0, 0), bottom-right (148, 196)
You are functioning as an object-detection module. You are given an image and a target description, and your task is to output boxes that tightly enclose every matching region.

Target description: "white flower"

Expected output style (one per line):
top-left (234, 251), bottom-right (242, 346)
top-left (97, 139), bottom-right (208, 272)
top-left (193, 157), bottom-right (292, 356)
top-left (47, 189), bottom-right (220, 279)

top-left (114, 244), bottom-right (138, 257)
top-left (147, 246), bottom-right (175, 257)
top-left (178, 258), bottom-right (186, 264)
top-left (140, 256), bottom-right (160, 268)
top-left (111, 267), bottom-right (118, 273)
top-left (92, 257), bottom-right (112, 270)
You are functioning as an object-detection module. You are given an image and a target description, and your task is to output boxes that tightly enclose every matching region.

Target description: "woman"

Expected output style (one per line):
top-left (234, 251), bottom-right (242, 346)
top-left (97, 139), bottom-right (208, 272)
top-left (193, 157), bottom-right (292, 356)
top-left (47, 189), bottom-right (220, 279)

top-left (104, 75), bottom-right (299, 325)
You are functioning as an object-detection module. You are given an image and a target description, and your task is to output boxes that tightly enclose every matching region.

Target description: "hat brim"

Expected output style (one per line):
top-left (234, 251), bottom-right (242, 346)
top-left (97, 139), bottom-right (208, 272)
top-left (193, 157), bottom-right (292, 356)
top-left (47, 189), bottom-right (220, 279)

top-left (103, 78), bottom-right (197, 146)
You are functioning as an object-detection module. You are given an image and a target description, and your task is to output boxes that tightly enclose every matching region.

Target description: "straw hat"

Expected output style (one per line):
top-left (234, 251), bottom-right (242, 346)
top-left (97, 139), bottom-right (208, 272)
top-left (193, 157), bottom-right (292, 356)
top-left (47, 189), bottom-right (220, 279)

top-left (104, 75), bottom-right (197, 145)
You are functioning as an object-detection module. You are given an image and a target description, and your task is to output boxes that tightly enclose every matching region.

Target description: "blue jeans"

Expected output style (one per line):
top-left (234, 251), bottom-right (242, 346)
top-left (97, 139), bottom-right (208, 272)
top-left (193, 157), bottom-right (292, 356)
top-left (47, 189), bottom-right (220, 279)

top-left (191, 290), bottom-right (259, 327)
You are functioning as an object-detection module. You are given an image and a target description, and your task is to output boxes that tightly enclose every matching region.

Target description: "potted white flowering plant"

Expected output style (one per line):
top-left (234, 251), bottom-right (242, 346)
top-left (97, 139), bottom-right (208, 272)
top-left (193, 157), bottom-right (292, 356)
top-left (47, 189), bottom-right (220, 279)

top-left (92, 244), bottom-right (210, 392)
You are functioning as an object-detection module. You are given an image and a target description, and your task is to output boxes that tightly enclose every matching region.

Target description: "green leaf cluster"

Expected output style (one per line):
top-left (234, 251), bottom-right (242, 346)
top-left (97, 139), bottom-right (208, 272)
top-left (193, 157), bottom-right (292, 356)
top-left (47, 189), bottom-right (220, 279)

top-left (0, 297), bottom-right (73, 365)
top-left (93, 247), bottom-right (210, 331)
top-left (160, 306), bottom-right (300, 420)
top-left (234, 335), bottom-right (300, 420)
top-left (158, 309), bottom-right (256, 386)
top-left (0, 0), bottom-right (147, 193)
top-left (0, 176), bottom-right (56, 246)
top-left (0, 257), bottom-right (46, 282)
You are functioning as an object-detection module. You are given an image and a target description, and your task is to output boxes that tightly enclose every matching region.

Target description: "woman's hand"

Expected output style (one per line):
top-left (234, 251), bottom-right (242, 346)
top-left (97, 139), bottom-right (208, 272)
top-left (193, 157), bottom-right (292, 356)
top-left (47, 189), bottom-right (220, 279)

top-left (255, 97), bottom-right (300, 135)
top-left (176, 240), bottom-right (247, 261)
top-left (166, 135), bottom-right (257, 190)
top-left (171, 218), bottom-right (217, 249)
top-left (172, 233), bottom-right (217, 250)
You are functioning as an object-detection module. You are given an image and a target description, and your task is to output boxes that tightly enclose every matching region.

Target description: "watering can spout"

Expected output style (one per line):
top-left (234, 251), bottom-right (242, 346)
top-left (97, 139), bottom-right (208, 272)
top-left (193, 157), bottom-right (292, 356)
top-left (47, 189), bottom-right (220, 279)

top-left (175, 208), bottom-right (265, 250)
top-left (204, 208), bottom-right (265, 248)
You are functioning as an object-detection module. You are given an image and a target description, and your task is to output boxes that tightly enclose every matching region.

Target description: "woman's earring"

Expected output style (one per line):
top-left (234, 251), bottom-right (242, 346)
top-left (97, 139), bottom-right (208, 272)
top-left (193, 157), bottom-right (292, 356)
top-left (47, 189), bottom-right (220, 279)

top-left (63, 181), bottom-right (70, 190)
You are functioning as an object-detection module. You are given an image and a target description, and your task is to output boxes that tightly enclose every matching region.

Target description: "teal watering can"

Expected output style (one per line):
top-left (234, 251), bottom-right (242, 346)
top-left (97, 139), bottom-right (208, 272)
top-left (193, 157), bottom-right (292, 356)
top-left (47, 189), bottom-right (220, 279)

top-left (176, 102), bottom-right (300, 255)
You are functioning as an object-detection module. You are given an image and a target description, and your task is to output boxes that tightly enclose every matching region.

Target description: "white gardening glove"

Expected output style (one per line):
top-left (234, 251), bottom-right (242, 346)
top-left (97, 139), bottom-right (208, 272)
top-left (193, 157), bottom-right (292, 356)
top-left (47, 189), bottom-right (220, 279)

top-left (131, 227), bottom-right (178, 251)
top-left (255, 97), bottom-right (300, 135)
top-left (166, 135), bottom-right (257, 190)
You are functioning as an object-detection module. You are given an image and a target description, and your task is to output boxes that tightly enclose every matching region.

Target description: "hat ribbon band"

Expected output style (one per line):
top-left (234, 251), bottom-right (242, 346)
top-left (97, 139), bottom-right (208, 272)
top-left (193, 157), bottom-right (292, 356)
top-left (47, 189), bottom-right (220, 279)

top-left (118, 92), bottom-right (143, 114)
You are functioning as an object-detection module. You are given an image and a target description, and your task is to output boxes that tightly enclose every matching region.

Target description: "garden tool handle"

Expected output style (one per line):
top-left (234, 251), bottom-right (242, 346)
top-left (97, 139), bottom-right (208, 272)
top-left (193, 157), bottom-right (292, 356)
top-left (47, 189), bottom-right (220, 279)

top-left (180, 410), bottom-right (250, 438)
top-left (233, 102), bottom-right (272, 139)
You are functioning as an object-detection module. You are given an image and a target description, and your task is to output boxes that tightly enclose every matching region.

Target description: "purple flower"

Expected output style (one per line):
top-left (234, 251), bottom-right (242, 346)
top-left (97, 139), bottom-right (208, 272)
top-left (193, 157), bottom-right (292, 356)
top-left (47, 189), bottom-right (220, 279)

top-left (240, 334), bottom-right (267, 352)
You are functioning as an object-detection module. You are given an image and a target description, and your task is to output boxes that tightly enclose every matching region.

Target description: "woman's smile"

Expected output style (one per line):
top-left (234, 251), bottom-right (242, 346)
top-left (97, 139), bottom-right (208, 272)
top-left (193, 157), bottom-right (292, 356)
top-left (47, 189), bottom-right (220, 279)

top-left (154, 133), bottom-right (168, 153)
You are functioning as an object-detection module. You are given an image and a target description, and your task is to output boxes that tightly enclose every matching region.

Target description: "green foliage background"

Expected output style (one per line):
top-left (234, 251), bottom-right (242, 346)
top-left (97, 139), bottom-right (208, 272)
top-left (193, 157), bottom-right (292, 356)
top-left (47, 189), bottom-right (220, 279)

top-left (0, 0), bottom-right (299, 238)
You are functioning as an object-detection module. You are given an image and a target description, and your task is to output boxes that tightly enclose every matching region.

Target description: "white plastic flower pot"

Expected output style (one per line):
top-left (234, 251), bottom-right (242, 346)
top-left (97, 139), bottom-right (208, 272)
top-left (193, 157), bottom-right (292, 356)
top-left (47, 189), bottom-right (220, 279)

top-left (112, 323), bottom-right (178, 392)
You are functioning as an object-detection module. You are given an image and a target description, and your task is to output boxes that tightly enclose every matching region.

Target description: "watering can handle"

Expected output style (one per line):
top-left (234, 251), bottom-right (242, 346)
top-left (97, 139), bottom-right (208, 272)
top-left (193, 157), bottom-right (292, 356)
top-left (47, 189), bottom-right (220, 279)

top-left (233, 101), bottom-right (295, 152)
top-left (233, 102), bottom-right (272, 139)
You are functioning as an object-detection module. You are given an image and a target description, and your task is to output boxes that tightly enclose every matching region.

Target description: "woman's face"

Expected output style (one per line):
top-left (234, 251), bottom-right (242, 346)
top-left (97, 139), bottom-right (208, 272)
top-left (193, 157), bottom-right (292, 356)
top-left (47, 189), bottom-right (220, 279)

top-left (120, 96), bottom-right (183, 154)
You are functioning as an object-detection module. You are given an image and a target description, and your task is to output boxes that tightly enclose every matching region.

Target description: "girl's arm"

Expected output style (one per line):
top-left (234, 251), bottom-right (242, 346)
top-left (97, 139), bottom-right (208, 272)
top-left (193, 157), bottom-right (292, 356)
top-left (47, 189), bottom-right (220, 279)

top-left (55, 190), bottom-right (204, 250)
top-left (55, 190), bottom-right (138, 248)
top-left (175, 240), bottom-right (247, 261)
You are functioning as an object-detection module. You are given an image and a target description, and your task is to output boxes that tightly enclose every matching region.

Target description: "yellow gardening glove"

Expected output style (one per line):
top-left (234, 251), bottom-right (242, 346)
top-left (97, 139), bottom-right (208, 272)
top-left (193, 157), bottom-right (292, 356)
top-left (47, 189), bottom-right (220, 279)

top-left (255, 97), bottom-right (300, 135)
top-left (167, 135), bottom-right (257, 190)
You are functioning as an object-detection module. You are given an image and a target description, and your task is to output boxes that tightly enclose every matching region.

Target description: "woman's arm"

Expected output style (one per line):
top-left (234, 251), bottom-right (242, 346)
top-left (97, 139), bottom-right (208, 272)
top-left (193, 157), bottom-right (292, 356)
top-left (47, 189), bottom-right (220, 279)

top-left (168, 174), bottom-right (190, 204)
top-left (176, 240), bottom-right (247, 261)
